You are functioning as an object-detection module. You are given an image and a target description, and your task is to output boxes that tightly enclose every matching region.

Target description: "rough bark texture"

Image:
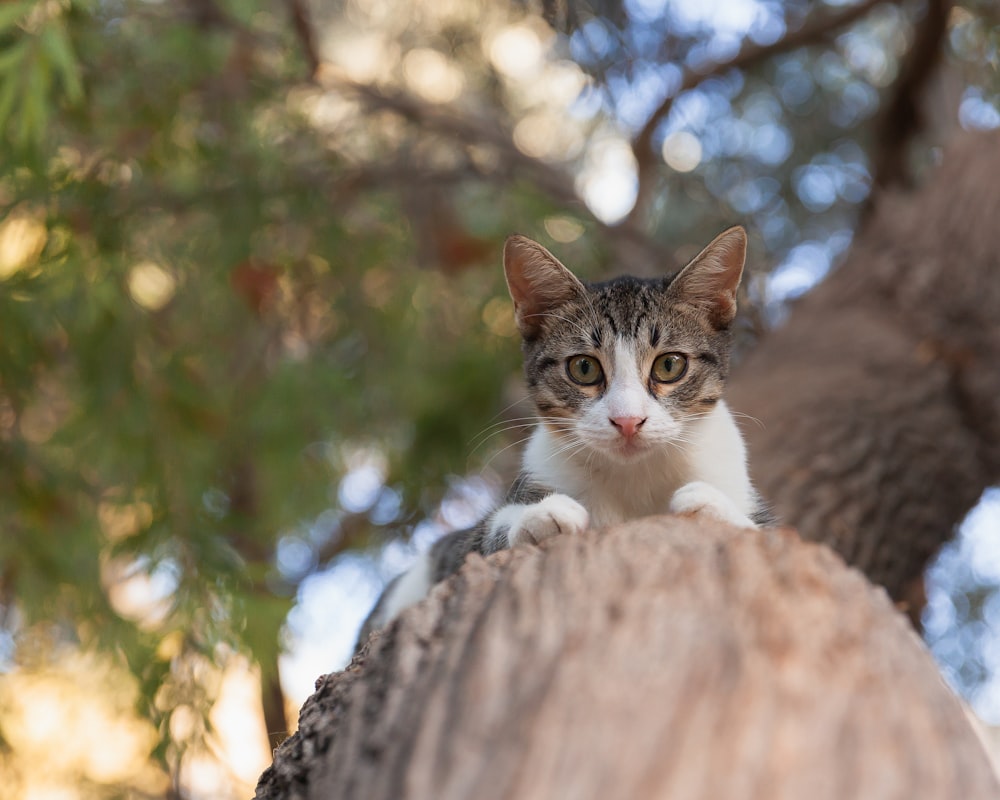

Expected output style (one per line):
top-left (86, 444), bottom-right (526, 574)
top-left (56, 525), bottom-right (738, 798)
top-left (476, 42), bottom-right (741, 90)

top-left (729, 132), bottom-right (1000, 605)
top-left (256, 517), bottom-right (998, 800)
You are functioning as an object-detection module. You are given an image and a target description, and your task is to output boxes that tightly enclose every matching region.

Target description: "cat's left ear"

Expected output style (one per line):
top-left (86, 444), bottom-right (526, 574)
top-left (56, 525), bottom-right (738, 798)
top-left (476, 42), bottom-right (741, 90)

top-left (668, 226), bottom-right (747, 329)
top-left (504, 235), bottom-right (587, 339)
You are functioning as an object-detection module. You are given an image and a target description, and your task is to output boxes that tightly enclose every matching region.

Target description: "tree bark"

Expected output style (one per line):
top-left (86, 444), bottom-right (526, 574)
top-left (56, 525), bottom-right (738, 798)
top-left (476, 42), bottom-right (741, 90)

top-left (728, 131), bottom-right (1000, 608)
top-left (255, 516), bottom-right (998, 799)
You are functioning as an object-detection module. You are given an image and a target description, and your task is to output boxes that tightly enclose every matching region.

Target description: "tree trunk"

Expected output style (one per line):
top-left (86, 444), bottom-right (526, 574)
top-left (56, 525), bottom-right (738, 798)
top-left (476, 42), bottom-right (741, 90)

top-left (729, 131), bottom-right (1000, 608)
top-left (255, 516), bottom-right (998, 799)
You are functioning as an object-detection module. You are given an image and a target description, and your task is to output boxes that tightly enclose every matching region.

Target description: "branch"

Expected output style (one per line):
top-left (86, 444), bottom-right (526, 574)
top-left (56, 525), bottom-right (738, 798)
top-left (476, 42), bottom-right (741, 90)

top-left (869, 0), bottom-right (952, 191)
top-left (728, 132), bottom-right (1000, 604)
top-left (627, 0), bottom-right (895, 225)
top-left (321, 74), bottom-right (585, 207)
top-left (285, 0), bottom-right (321, 80)
top-left (274, 0), bottom-right (675, 273)
top-left (255, 517), bottom-right (1000, 799)
top-left (318, 69), bottom-right (674, 274)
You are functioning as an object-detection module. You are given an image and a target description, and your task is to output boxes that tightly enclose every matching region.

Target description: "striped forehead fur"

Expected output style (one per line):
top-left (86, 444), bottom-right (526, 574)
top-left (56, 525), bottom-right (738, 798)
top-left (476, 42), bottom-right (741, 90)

top-left (520, 275), bottom-right (731, 414)
top-left (528, 275), bottom-right (730, 360)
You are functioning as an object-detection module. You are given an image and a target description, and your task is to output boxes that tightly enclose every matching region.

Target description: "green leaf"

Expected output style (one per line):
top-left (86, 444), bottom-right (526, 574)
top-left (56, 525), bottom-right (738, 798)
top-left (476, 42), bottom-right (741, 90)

top-left (0, 39), bottom-right (29, 74)
top-left (40, 20), bottom-right (83, 103)
top-left (16, 50), bottom-right (50, 146)
top-left (0, 68), bottom-right (20, 133)
top-left (0, 1), bottom-right (31, 34)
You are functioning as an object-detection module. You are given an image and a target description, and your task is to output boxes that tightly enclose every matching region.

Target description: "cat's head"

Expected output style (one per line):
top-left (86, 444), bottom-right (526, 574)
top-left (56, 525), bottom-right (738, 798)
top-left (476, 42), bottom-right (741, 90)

top-left (503, 228), bottom-right (746, 464)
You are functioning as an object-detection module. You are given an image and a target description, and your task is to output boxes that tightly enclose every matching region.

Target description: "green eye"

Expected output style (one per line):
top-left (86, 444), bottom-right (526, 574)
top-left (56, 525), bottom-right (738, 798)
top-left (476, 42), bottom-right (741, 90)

top-left (567, 355), bottom-right (604, 386)
top-left (651, 353), bottom-right (688, 383)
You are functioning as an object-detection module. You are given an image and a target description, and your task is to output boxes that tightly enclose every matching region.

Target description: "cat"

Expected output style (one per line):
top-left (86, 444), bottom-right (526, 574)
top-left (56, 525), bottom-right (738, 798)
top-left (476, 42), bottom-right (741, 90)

top-left (356, 226), bottom-right (769, 650)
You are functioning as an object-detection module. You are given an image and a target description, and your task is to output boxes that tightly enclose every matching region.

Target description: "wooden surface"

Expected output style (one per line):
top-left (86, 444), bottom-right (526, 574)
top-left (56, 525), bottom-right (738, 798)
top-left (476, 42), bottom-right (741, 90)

top-left (255, 517), bottom-right (999, 800)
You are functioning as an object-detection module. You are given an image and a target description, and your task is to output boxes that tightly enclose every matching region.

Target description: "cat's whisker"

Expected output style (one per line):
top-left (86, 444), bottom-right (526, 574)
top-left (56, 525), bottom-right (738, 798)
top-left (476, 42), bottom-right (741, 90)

top-left (468, 416), bottom-right (576, 448)
top-left (472, 415), bottom-right (571, 432)
top-left (483, 396), bottom-right (535, 425)
top-left (468, 424), bottom-right (533, 449)
top-left (529, 311), bottom-right (597, 343)
top-left (536, 432), bottom-right (580, 455)
top-left (727, 410), bottom-right (765, 429)
top-left (469, 415), bottom-right (555, 435)
top-left (468, 417), bottom-right (564, 447)
top-left (480, 444), bottom-right (531, 472)
top-left (475, 420), bottom-right (577, 441)
top-left (544, 437), bottom-right (590, 463)
top-left (477, 433), bottom-right (539, 474)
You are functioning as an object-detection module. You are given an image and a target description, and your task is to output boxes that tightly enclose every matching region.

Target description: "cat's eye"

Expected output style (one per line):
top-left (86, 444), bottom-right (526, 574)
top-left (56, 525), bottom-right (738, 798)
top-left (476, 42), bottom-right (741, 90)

top-left (651, 353), bottom-right (688, 383)
top-left (566, 355), bottom-right (604, 386)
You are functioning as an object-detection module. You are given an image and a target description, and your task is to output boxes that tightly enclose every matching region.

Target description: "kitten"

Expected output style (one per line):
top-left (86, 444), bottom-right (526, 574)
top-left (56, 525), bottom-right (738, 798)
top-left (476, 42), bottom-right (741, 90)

top-left (357, 226), bottom-right (768, 649)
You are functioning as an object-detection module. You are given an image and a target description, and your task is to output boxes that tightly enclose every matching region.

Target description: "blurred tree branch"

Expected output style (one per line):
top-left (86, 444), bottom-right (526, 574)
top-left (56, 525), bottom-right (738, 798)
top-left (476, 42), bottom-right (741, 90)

top-left (870, 0), bottom-right (952, 191)
top-left (286, 0), bottom-right (320, 79)
top-left (315, 70), bottom-right (673, 272)
top-left (168, 0), bottom-right (676, 272)
top-left (627, 0), bottom-right (898, 225)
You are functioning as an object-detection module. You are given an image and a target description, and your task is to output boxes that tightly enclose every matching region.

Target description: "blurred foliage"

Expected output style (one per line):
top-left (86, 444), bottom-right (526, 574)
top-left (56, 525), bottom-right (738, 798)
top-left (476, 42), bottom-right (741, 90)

top-left (0, 0), bottom-right (998, 795)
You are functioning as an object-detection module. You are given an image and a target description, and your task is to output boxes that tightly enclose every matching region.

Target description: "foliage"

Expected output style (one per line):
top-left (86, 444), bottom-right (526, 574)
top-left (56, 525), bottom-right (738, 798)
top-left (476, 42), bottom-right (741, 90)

top-left (0, 0), bottom-right (997, 795)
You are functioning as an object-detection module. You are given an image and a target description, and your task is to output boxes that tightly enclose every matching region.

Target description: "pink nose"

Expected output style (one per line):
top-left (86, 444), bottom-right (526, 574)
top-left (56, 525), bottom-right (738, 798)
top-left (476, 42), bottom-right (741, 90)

top-left (610, 416), bottom-right (646, 440)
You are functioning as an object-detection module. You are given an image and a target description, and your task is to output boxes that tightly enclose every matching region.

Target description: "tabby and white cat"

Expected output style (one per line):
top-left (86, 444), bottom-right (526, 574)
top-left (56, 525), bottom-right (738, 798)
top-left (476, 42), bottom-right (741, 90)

top-left (357, 226), bottom-right (768, 648)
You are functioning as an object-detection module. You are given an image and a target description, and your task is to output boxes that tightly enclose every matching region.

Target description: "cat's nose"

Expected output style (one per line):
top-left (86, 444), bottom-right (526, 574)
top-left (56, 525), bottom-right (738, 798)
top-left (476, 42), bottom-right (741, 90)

top-left (610, 416), bottom-right (646, 440)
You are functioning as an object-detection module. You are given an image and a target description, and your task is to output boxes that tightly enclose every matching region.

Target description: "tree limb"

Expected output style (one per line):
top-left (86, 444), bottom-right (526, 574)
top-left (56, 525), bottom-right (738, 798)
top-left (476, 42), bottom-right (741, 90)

top-left (286, 0), bottom-right (321, 79)
top-left (627, 0), bottom-right (896, 225)
top-left (273, 0), bottom-right (674, 272)
top-left (319, 69), bottom-right (673, 273)
top-left (729, 132), bottom-right (1000, 608)
top-left (869, 0), bottom-right (952, 191)
top-left (255, 516), bottom-right (999, 799)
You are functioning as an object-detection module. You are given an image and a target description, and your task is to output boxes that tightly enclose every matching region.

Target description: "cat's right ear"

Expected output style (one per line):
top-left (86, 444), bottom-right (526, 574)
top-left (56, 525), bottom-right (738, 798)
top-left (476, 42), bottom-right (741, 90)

top-left (667, 226), bottom-right (747, 330)
top-left (503, 235), bottom-right (586, 339)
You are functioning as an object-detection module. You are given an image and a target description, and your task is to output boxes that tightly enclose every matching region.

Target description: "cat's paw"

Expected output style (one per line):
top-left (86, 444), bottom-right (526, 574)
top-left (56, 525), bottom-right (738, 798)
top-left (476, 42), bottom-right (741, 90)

top-left (669, 481), bottom-right (757, 529)
top-left (507, 494), bottom-right (589, 547)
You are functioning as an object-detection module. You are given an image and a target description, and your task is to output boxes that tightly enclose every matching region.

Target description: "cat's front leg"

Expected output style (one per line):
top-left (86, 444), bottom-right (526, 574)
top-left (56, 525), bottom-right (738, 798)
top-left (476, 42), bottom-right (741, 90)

top-left (669, 481), bottom-right (757, 529)
top-left (485, 493), bottom-right (590, 551)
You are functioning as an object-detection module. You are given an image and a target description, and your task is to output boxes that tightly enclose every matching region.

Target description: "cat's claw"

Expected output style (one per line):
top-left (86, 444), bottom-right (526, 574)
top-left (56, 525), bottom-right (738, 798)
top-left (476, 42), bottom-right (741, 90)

top-left (506, 494), bottom-right (589, 547)
top-left (669, 481), bottom-right (757, 529)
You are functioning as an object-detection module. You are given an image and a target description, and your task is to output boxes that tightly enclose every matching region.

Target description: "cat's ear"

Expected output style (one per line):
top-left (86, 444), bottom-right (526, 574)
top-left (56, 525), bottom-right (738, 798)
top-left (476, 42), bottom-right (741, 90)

top-left (668, 226), bottom-right (746, 329)
top-left (504, 235), bottom-right (587, 338)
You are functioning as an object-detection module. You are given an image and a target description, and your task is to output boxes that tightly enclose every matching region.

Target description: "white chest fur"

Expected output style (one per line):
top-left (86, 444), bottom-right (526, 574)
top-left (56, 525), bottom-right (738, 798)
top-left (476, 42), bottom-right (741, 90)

top-left (522, 400), bottom-right (755, 528)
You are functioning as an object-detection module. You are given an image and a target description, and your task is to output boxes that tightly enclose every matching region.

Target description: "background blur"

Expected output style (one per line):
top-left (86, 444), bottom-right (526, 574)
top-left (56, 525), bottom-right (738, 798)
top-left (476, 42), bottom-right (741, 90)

top-left (1, 0), bottom-right (998, 796)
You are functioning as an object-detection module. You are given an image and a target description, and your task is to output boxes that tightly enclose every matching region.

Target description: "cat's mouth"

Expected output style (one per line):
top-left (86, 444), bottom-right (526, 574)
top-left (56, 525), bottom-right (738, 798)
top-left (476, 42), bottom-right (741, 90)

top-left (606, 435), bottom-right (655, 461)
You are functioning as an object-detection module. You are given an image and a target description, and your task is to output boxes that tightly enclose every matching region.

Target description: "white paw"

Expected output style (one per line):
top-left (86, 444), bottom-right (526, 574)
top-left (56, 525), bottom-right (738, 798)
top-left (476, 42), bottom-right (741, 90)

top-left (669, 481), bottom-right (757, 529)
top-left (507, 494), bottom-right (589, 547)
